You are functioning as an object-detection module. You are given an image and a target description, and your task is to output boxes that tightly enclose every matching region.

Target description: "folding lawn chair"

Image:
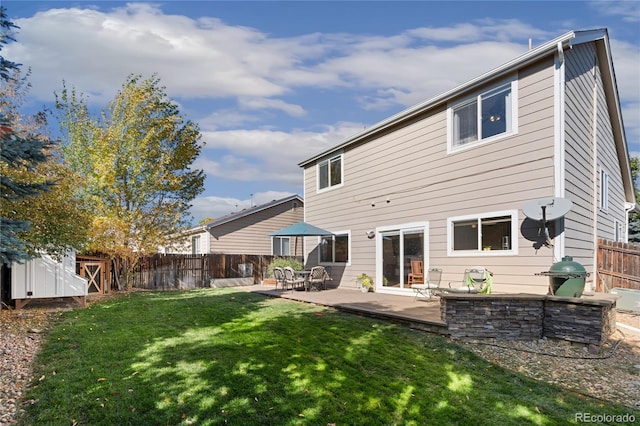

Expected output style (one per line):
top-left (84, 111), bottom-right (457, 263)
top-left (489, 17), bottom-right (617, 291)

top-left (411, 268), bottom-right (443, 301)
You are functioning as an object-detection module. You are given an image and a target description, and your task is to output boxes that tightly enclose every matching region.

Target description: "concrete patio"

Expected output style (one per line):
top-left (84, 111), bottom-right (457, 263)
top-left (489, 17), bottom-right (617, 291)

top-left (244, 284), bottom-right (449, 335)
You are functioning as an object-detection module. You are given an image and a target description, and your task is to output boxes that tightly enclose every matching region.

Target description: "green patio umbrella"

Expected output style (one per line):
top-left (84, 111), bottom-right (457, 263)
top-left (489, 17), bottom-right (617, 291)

top-left (269, 222), bottom-right (334, 237)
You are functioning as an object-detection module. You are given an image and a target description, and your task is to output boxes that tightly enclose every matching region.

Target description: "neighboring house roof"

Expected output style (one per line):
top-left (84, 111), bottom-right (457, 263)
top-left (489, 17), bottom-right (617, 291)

top-left (298, 29), bottom-right (634, 206)
top-left (204, 194), bottom-right (303, 230)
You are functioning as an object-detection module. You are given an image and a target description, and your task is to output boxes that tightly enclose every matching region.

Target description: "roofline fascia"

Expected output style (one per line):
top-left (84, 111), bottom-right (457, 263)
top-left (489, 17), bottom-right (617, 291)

top-left (299, 30), bottom-right (605, 168)
top-left (205, 194), bottom-right (304, 230)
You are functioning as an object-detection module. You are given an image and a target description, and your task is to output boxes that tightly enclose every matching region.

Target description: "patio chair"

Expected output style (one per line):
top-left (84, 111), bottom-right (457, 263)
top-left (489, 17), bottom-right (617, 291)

top-left (308, 266), bottom-right (328, 291)
top-left (411, 268), bottom-right (443, 301)
top-left (445, 267), bottom-right (493, 294)
top-left (283, 267), bottom-right (305, 291)
top-left (273, 267), bottom-right (286, 291)
top-left (407, 259), bottom-right (424, 285)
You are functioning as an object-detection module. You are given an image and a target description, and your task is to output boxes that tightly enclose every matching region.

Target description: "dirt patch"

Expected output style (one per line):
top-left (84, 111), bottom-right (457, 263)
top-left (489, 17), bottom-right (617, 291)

top-left (462, 311), bottom-right (640, 409)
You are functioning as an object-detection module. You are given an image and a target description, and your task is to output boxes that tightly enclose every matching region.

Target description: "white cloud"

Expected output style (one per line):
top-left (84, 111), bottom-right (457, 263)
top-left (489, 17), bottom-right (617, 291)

top-left (8, 4), bottom-right (292, 103)
top-left (189, 195), bottom-right (245, 222)
top-left (622, 102), bottom-right (640, 146)
top-left (4, 3), bottom-right (638, 189)
top-left (589, 0), bottom-right (640, 22)
top-left (198, 122), bottom-right (364, 184)
top-left (318, 41), bottom-right (529, 108)
top-left (6, 7), bottom-right (559, 110)
top-left (406, 20), bottom-right (550, 43)
top-left (609, 40), bottom-right (640, 105)
top-left (238, 97), bottom-right (306, 117)
top-left (197, 109), bottom-right (263, 131)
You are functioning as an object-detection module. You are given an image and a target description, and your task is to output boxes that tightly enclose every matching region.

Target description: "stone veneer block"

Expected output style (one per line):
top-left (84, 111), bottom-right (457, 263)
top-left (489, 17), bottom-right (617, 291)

top-left (543, 296), bottom-right (617, 345)
top-left (442, 294), bottom-right (545, 340)
top-left (442, 294), bottom-right (616, 344)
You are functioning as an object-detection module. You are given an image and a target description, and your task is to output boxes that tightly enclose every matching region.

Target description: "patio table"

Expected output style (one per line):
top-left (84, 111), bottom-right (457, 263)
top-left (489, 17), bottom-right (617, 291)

top-left (295, 270), bottom-right (312, 291)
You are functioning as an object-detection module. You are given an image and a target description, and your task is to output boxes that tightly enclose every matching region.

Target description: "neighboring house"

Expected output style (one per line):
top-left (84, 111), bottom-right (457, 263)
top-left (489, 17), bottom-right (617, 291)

top-left (164, 195), bottom-right (304, 256)
top-left (298, 29), bottom-right (635, 296)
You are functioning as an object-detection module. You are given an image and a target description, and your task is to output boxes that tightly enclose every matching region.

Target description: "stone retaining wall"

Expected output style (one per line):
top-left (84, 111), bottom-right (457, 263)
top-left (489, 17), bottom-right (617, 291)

top-left (442, 293), bottom-right (616, 345)
top-left (543, 296), bottom-right (617, 344)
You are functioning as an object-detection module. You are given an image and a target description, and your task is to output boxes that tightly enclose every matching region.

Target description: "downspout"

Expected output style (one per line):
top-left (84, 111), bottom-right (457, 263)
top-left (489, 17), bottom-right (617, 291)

top-left (590, 50), bottom-right (599, 292)
top-left (554, 41), bottom-right (566, 263)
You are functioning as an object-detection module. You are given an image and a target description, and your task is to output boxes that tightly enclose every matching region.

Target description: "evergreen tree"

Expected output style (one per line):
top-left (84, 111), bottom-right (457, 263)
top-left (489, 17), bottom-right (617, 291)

top-left (0, 7), bottom-right (52, 264)
top-left (0, 69), bottom-right (92, 260)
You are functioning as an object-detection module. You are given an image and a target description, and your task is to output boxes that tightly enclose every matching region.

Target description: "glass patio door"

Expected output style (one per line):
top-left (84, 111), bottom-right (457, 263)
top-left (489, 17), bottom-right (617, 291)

top-left (380, 226), bottom-right (426, 290)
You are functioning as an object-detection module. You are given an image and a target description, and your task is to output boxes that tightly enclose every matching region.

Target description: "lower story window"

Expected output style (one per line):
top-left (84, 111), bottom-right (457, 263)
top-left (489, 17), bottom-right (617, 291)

top-left (320, 233), bottom-right (349, 263)
top-left (614, 220), bottom-right (623, 242)
top-left (448, 211), bottom-right (518, 255)
top-left (272, 237), bottom-right (290, 256)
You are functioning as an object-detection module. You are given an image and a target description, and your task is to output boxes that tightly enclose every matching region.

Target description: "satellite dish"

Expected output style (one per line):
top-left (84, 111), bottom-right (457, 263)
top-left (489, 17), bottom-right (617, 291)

top-left (522, 197), bottom-right (572, 247)
top-left (522, 197), bottom-right (572, 222)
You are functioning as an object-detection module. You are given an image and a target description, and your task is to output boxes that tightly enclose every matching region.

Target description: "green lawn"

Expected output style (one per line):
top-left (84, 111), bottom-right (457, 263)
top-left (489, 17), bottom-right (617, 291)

top-left (18, 289), bottom-right (639, 425)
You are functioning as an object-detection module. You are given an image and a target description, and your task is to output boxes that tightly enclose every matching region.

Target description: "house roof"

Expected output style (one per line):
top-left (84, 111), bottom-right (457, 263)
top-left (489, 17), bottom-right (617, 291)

top-left (203, 194), bottom-right (303, 230)
top-left (298, 29), bottom-right (635, 205)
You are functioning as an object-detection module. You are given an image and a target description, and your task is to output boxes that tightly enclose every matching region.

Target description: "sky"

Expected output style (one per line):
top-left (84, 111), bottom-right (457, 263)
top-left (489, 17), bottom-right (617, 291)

top-left (3, 1), bottom-right (639, 225)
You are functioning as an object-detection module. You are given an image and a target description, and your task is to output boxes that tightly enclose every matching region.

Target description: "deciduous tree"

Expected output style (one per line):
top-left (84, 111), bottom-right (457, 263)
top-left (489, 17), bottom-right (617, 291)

top-left (56, 74), bottom-right (205, 288)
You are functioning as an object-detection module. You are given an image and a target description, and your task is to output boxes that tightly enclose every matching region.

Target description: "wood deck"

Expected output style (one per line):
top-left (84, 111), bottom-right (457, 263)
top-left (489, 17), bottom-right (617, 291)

top-left (246, 285), bottom-right (449, 335)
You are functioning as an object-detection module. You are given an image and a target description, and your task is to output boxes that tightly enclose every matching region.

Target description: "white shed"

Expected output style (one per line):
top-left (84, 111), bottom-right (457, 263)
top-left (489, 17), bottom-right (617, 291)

top-left (11, 253), bottom-right (88, 309)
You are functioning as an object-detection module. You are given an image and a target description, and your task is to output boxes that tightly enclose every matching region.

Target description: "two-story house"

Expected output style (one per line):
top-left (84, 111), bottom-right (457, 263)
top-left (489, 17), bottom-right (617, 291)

top-left (298, 29), bottom-right (635, 296)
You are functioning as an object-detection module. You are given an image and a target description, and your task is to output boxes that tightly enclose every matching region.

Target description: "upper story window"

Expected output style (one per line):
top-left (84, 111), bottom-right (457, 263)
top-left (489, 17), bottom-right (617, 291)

top-left (318, 154), bottom-right (343, 191)
top-left (448, 78), bottom-right (518, 152)
top-left (447, 210), bottom-right (518, 256)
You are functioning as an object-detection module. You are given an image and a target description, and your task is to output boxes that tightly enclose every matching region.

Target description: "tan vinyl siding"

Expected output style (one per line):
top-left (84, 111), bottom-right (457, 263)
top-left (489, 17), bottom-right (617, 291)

top-left (563, 42), bottom-right (598, 284)
top-left (304, 57), bottom-right (558, 294)
top-left (208, 201), bottom-right (304, 255)
top-left (563, 42), bottom-right (627, 289)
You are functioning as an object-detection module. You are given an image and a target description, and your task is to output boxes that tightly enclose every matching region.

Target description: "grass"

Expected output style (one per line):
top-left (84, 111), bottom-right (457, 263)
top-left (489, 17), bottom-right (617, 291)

top-left (18, 289), bottom-right (639, 425)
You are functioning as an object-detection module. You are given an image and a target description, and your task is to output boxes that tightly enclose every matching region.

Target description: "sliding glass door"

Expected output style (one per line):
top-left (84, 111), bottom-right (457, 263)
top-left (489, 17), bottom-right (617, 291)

top-left (377, 223), bottom-right (428, 292)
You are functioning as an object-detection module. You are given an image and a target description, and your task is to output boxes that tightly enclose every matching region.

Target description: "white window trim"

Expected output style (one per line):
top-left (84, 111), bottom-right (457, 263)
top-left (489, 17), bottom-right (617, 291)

top-left (447, 76), bottom-right (519, 154)
top-left (614, 220), bottom-right (623, 242)
top-left (447, 210), bottom-right (519, 256)
top-left (318, 230), bottom-right (351, 266)
top-left (191, 235), bottom-right (201, 255)
top-left (316, 153), bottom-right (344, 193)
top-left (271, 236), bottom-right (291, 256)
top-left (599, 167), bottom-right (609, 211)
top-left (375, 222), bottom-right (429, 295)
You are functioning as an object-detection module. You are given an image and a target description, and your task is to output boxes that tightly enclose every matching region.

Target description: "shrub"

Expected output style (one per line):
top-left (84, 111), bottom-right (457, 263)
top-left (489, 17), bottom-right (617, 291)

top-left (267, 257), bottom-right (304, 277)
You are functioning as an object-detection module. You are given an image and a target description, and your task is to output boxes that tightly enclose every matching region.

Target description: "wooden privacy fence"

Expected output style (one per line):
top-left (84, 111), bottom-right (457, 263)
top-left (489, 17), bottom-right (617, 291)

top-left (596, 239), bottom-right (640, 292)
top-left (132, 254), bottom-right (289, 290)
